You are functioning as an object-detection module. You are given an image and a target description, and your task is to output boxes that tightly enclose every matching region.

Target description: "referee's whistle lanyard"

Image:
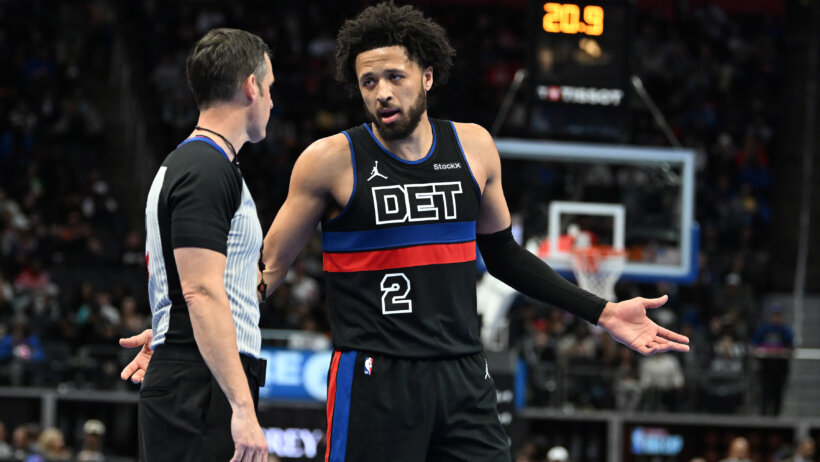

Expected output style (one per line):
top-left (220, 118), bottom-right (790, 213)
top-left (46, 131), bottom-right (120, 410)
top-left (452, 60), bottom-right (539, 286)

top-left (193, 126), bottom-right (239, 166)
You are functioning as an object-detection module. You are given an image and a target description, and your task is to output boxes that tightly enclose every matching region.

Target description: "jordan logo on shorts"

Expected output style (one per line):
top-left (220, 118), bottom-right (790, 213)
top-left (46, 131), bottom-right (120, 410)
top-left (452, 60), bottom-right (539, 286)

top-left (367, 161), bottom-right (388, 182)
top-left (484, 358), bottom-right (491, 380)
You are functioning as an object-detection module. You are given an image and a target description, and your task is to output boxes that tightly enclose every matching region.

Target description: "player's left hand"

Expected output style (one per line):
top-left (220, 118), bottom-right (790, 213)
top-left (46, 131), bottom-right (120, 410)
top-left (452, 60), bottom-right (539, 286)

top-left (119, 328), bottom-right (154, 383)
top-left (597, 295), bottom-right (690, 356)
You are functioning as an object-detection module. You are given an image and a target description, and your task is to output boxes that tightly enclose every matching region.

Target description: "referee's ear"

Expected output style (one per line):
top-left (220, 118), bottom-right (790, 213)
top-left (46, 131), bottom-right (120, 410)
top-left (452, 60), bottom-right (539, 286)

top-left (240, 73), bottom-right (258, 103)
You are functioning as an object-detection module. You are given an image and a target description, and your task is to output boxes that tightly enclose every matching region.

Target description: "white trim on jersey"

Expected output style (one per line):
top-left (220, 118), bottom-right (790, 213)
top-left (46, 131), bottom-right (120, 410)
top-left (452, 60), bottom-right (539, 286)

top-left (223, 180), bottom-right (263, 356)
top-left (145, 167), bottom-right (172, 348)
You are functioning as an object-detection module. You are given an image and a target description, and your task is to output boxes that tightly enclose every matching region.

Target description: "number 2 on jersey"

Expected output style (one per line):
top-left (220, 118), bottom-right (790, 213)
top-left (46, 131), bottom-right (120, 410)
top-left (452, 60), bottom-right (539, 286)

top-left (380, 273), bottom-right (412, 315)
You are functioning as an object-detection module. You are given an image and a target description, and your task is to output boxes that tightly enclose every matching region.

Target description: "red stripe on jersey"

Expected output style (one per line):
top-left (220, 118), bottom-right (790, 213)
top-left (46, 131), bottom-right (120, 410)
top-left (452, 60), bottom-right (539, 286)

top-left (323, 241), bottom-right (476, 273)
top-left (324, 350), bottom-right (342, 462)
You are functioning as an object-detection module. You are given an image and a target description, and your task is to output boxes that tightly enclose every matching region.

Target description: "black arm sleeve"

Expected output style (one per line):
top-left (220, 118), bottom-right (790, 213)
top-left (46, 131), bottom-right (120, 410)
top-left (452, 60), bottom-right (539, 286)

top-left (476, 226), bottom-right (607, 325)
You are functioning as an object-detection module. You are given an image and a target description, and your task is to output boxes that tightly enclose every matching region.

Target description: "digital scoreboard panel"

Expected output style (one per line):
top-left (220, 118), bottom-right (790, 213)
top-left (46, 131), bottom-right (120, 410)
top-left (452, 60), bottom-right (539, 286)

top-left (528, 0), bottom-right (633, 141)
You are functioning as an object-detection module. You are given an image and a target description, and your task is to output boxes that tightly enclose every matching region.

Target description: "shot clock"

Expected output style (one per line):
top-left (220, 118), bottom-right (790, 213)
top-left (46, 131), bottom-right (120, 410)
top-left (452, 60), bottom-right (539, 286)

top-left (542, 3), bottom-right (605, 36)
top-left (527, 0), bottom-right (633, 141)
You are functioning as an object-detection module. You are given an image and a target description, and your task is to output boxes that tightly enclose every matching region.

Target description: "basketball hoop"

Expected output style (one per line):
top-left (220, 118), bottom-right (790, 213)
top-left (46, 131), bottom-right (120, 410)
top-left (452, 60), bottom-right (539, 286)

top-left (569, 246), bottom-right (626, 301)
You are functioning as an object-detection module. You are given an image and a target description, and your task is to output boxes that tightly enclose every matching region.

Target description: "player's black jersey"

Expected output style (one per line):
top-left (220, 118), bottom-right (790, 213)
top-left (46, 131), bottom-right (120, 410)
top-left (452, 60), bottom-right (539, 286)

top-left (321, 119), bottom-right (482, 358)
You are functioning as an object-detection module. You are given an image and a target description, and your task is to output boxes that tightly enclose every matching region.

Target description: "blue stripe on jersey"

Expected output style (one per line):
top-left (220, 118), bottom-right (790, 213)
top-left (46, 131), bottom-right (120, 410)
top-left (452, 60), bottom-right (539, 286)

top-left (329, 351), bottom-right (357, 462)
top-left (322, 221), bottom-right (476, 252)
top-left (326, 131), bottom-right (357, 224)
top-left (178, 136), bottom-right (230, 161)
top-left (449, 121), bottom-right (482, 197)
top-left (363, 120), bottom-right (437, 164)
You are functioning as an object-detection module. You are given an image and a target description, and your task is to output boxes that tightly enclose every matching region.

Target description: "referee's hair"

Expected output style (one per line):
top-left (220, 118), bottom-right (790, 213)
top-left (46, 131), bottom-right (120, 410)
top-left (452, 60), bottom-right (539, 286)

top-left (186, 28), bottom-right (272, 110)
top-left (336, 1), bottom-right (456, 95)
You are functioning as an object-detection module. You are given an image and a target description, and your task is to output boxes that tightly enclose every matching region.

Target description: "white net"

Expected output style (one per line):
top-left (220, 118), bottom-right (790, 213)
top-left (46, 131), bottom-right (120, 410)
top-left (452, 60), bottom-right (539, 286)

top-left (569, 247), bottom-right (626, 301)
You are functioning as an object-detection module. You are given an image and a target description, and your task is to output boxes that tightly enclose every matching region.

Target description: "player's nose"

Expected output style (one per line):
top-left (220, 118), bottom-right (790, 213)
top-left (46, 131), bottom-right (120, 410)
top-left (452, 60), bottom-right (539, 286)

top-left (375, 81), bottom-right (392, 104)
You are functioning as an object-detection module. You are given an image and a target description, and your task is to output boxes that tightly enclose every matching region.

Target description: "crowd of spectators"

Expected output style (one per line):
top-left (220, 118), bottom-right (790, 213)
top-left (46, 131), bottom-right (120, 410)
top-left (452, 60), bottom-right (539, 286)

top-left (0, 418), bottom-right (108, 462)
top-left (0, 0), bottom-right (789, 434)
top-left (0, 0), bottom-right (148, 398)
top-left (515, 434), bottom-right (816, 462)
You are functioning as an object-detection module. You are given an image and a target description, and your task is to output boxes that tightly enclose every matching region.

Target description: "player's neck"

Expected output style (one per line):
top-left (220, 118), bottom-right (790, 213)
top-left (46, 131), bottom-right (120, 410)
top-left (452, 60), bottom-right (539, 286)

top-left (191, 108), bottom-right (248, 161)
top-left (373, 115), bottom-right (433, 162)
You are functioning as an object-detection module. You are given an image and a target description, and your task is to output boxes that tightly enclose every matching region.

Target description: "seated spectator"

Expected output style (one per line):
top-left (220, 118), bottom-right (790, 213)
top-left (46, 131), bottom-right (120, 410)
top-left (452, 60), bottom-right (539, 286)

top-left (0, 271), bottom-right (13, 325)
top-left (520, 319), bottom-right (559, 406)
top-left (75, 419), bottom-right (106, 462)
top-left (120, 230), bottom-right (145, 267)
top-left (513, 435), bottom-right (548, 462)
top-left (34, 427), bottom-right (71, 460)
top-left (719, 436), bottom-right (752, 462)
top-left (521, 319), bottom-right (558, 364)
top-left (710, 335), bottom-right (745, 374)
top-left (558, 322), bottom-right (601, 408)
top-left (639, 351), bottom-right (685, 411)
top-left (557, 322), bottom-right (597, 367)
top-left (784, 436), bottom-right (815, 462)
top-left (13, 259), bottom-right (51, 296)
top-left (750, 303), bottom-right (793, 416)
top-left (117, 296), bottom-right (146, 339)
top-left (700, 334), bottom-right (746, 413)
top-left (11, 423), bottom-right (40, 460)
top-left (0, 315), bottom-right (46, 385)
top-left (613, 346), bottom-right (641, 411)
top-left (0, 420), bottom-right (12, 459)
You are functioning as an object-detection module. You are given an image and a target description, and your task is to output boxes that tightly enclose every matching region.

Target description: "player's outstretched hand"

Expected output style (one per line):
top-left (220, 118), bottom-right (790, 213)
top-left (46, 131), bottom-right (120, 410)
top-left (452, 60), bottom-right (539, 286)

top-left (230, 408), bottom-right (268, 462)
top-left (119, 328), bottom-right (153, 383)
top-left (597, 295), bottom-right (690, 356)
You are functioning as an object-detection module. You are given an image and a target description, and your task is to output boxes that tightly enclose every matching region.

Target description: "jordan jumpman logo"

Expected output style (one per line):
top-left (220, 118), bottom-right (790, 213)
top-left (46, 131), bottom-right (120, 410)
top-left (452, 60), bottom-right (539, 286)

top-left (368, 161), bottom-right (388, 182)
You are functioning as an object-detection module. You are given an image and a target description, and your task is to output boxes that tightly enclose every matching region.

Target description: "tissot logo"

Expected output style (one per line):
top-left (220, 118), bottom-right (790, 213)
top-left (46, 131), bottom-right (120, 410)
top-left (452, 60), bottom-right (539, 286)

top-left (433, 162), bottom-right (461, 171)
top-left (372, 181), bottom-right (462, 224)
top-left (537, 85), bottom-right (625, 106)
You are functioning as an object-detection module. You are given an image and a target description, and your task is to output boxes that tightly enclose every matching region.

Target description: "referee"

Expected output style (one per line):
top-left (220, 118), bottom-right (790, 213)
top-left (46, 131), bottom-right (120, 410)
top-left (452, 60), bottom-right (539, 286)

top-left (120, 29), bottom-right (273, 462)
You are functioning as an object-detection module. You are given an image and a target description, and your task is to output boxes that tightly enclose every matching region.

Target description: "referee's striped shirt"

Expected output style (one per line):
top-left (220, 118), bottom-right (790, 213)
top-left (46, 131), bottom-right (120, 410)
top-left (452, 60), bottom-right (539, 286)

top-left (144, 137), bottom-right (262, 357)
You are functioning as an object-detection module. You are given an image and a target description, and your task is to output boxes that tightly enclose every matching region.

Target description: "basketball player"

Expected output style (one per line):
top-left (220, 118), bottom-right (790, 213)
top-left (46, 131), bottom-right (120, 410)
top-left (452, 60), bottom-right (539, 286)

top-left (255, 3), bottom-right (689, 460)
top-left (121, 29), bottom-right (272, 462)
top-left (123, 4), bottom-right (689, 461)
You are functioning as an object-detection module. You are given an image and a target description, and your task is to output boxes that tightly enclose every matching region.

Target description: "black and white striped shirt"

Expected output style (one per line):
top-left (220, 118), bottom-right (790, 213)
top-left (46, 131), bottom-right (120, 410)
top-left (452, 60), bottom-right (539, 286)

top-left (145, 137), bottom-right (262, 357)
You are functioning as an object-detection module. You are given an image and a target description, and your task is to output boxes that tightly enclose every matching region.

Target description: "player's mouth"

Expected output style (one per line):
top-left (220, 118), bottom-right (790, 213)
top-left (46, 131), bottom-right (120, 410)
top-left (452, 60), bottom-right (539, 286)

top-left (378, 108), bottom-right (401, 124)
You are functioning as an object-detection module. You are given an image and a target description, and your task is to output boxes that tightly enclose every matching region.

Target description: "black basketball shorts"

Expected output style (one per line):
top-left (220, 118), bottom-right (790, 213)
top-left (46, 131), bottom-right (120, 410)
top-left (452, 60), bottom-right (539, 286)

top-left (324, 350), bottom-right (511, 462)
top-left (137, 344), bottom-right (266, 462)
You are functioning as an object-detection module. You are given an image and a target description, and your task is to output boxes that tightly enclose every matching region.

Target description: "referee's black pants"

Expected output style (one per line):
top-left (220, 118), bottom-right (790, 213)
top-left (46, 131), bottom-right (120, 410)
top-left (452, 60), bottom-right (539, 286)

top-left (137, 344), bottom-right (266, 462)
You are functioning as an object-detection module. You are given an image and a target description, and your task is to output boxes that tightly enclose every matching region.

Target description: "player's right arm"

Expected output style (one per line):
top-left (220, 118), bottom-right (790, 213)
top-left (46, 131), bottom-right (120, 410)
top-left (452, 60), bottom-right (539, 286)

top-left (455, 123), bottom-right (689, 356)
top-left (259, 134), bottom-right (352, 297)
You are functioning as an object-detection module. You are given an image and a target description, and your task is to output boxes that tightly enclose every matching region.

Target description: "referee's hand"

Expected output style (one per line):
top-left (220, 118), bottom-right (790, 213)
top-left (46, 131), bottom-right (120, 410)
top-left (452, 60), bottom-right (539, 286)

top-left (119, 328), bottom-right (154, 383)
top-left (230, 408), bottom-right (269, 462)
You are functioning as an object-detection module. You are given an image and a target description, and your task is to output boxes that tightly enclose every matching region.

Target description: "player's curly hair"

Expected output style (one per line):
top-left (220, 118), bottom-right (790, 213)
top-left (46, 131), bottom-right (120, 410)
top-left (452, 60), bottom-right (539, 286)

top-left (336, 1), bottom-right (456, 94)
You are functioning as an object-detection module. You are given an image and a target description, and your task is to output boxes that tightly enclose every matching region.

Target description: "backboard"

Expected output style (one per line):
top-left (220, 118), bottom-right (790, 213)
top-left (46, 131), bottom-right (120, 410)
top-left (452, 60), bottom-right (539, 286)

top-left (495, 138), bottom-right (698, 283)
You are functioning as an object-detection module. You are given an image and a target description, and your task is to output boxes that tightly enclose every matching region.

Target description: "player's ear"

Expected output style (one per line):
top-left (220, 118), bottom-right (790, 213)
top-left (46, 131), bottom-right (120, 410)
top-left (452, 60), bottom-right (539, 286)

top-left (423, 66), bottom-right (433, 91)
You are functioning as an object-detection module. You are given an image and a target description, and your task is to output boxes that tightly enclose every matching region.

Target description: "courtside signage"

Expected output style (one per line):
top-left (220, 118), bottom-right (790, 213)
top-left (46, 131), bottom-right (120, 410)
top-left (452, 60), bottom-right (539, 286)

top-left (259, 347), bottom-right (332, 402)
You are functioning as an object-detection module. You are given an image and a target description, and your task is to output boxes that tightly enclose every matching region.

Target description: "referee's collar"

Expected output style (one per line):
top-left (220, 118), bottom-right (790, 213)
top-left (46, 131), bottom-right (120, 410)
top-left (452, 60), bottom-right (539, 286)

top-left (178, 136), bottom-right (231, 162)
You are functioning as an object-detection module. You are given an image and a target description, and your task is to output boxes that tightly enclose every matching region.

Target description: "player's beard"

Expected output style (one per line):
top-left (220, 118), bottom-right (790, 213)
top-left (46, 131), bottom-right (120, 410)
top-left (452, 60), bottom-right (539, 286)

top-left (366, 87), bottom-right (427, 142)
